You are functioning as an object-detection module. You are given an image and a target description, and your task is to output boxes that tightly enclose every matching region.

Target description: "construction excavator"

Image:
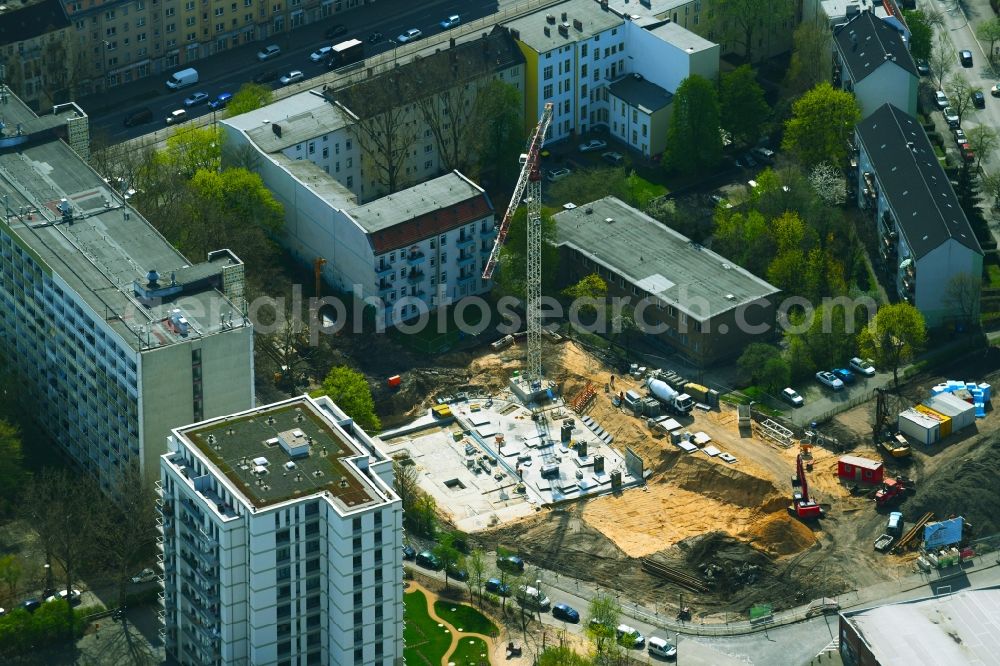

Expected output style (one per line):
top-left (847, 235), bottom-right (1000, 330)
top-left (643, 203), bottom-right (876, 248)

top-left (789, 453), bottom-right (824, 520)
top-left (874, 387), bottom-right (911, 458)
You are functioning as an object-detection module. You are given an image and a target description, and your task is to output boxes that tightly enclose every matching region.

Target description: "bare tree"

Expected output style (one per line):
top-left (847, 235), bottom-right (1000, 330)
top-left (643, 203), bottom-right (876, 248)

top-left (930, 33), bottom-right (955, 90)
top-left (981, 170), bottom-right (1000, 208)
top-left (967, 124), bottom-right (1000, 170)
top-left (93, 462), bottom-right (159, 608)
top-left (809, 162), bottom-right (848, 206)
top-left (786, 21), bottom-right (833, 95)
top-left (335, 77), bottom-right (419, 197)
top-left (945, 272), bottom-right (982, 326)
top-left (945, 74), bottom-right (976, 123)
top-left (714, 0), bottom-right (795, 63)
top-left (410, 56), bottom-right (483, 174)
top-left (468, 548), bottom-right (486, 606)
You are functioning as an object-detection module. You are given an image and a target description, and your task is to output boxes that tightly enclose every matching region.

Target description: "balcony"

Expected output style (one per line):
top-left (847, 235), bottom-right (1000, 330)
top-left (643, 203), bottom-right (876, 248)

top-left (406, 249), bottom-right (426, 265)
top-left (456, 234), bottom-right (475, 248)
top-left (375, 263), bottom-right (393, 276)
top-left (377, 281), bottom-right (393, 296)
top-left (457, 253), bottom-right (476, 268)
top-left (406, 269), bottom-right (424, 283)
top-left (481, 223), bottom-right (497, 237)
top-left (457, 272), bottom-right (478, 286)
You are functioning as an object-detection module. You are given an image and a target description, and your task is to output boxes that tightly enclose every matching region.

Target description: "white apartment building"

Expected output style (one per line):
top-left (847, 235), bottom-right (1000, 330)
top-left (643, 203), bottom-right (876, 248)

top-left (158, 394), bottom-right (404, 666)
top-left (504, 0), bottom-right (719, 146)
top-left (0, 88), bottom-right (253, 490)
top-left (833, 10), bottom-right (917, 119)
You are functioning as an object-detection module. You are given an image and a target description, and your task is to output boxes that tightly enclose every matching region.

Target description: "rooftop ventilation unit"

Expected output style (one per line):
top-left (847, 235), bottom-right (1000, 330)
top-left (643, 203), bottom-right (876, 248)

top-left (546, 13), bottom-right (556, 24)
top-left (339, 476), bottom-right (349, 488)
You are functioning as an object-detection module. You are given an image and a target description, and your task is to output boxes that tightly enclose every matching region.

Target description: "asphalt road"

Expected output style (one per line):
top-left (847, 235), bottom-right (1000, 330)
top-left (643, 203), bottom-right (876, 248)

top-left (89, 0), bottom-right (515, 142)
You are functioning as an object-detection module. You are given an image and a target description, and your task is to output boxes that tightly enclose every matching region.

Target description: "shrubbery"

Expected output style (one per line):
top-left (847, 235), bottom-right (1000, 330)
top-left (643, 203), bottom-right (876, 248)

top-left (0, 600), bottom-right (100, 657)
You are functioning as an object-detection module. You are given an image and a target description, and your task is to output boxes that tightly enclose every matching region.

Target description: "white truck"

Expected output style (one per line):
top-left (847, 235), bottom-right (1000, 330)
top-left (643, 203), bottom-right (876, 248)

top-left (166, 67), bottom-right (199, 89)
top-left (647, 378), bottom-right (694, 414)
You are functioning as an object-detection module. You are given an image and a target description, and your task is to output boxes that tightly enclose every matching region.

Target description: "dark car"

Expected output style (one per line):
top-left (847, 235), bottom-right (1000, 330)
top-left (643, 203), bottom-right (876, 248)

top-left (960, 49), bottom-right (973, 67)
top-left (485, 578), bottom-right (510, 596)
top-left (552, 602), bottom-right (580, 623)
top-left (832, 368), bottom-right (856, 384)
top-left (208, 92), bottom-right (233, 110)
top-left (973, 90), bottom-right (986, 108)
top-left (123, 107), bottom-right (153, 127)
top-left (252, 69), bottom-right (278, 84)
top-left (402, 544), bottom-right (416, 560)
top-left (325, 24), bottom-right (348, 39)
top-left (497, 555), bottom-right (524, 572)
top-left (416, 550), bottom-right (441, 570)
top-left (916, 59), bottom-right (930, 76)
top-left (20, 598), bottom-right (41, 613)
top-left (446, 564), bottom-right (468, 581)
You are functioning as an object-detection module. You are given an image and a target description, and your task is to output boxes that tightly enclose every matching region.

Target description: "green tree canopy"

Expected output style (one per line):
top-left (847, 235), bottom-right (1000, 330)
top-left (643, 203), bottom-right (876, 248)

top-left (666, 75), bottom-right (723, 175)
top-left (857, 303), bottom-right (927, 388)
top-left (161, 125), bottom-right (224, 176)
top-left (786, 21), bottom-right (833, 94)
top-left (782, 82), bottom-right (861, 167)
top-left (719, 65), bottom-right (770, 145)
top-left (0, 420), bottom-right (27, 514)
top-left (562, 273), bottom-right (607, 301)
top-left (904, 10), bottom-right (934, 61)
top-left (470, 80), bottom-right (523, 185)
top-left (976, 17), bottom-right (1000, 64)
top-left (312, 366), bottom-right (381, 431)
top-left (227, 83), bottom-right (274, 117)
top-left (496, 208), bottom-right (559, 299)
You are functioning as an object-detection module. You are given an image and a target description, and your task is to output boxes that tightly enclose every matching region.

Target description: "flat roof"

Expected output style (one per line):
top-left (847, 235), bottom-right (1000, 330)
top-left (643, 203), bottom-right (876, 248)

top-left (348, 172), bottom-right (485, 234)
top-left (608, 75), bottom-right (673, 114)
top-left (844, 587), bottom-right (1000, 665)
top-left (554, 197), bottom-right (779, 321)
top-left (177, 396), bottom-right (388, 511)
top-left (233, 91), bottom-right (354, 154)
top-left (0, 97), bottom-right (247, 351)
top-left (645, 21), bottom-right (717, 53)
top-left (856, 104), bottom-right (982, 259)
top-left (504, 0), bottom-right (623, 52)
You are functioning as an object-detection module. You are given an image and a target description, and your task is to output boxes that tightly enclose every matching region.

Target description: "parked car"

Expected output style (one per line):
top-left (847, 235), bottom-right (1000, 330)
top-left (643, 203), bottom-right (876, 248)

top-left (20, 598), bottom-right (41, 613)
top-left (123, 107), bottom-right (153, 127)
top-left (782, 387), bottom-right (804, 407)
top-left (709, 194), bottom-right (733, 209)
top-left (849, 357), bottom-right (876, 377)
top-left (648, 636), bottom-right (677, 659)
top-left (207, 92), bottom-right (233, 110)
top-left (616, 624), bottom-right (646, 648)
top-left (485, 578), bottom-right (510, 596)
top-left (816, 370), bottom-right (845, 390)
top-left (916, 59), bottom-right (930, 76)
top-left (396, 28), bottom-right (422, 43)
top-left (279, 70), bottom-right (305, 86)
top-left (973, 90), bottom-right (986, 108)
top-left (602, 151), bottom-right (624, 165)
top-left (954, 128), bottom-right (968, 144)
top-left (446, 563), bottom-right (469, 581)
top-left (257, 44), bottom-right (281, 61)
top-left (130, 567), bottom-right (157, 584)
top-left (832, 368), bottom-right (856, 385)
top-left (440, 14), bottom-right (461, 29)
top-left (578, 139), bottom-right (607, 152)
top-left (935, 90), bottom-right (950, 109)
top-left (402, 544), bottom-right (416, 560)
top-left (324, 24), bottom-right (348, 39)
top-left (734, 155), bottom-right (746, 168)
top-left (547, 167), bottom-right (571, 182)
top-left (415, 550), bottom-right (441, 570)
top-left (183, 91), bottom-right (209, 107)
top-left (310, 46), bottom-right (333, 62)
top-left (515, 585), bottom-right (551, 611)
top-left (497, 555), bottom-right (524, 572)
top-left (944, 106), bottom-right (960, 127)
top-left (752, 146), bottom-right (775, 161)
top-left (992, 82), bottom-right (1000, 97)
top-left (960, 142), bottom-right (975, 163)
top-left (45, 589), bottom-right (81, 606)
top-left (960, 49), bottom-right (974, 67)
top-left (165, 109), bottom-right (187, 125)
top-left (552, 602), bottom-right (580, 623)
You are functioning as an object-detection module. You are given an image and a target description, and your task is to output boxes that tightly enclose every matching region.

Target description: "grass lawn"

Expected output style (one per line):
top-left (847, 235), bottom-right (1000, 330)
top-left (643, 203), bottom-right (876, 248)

top-left (449, 636), bottom-right (491, 665)
top-left (404, 590), bottom-right (453, 666)
top-left (433, 601), bottom-right (498, 636)
top-left (389, 300), bottom-right (487, 354)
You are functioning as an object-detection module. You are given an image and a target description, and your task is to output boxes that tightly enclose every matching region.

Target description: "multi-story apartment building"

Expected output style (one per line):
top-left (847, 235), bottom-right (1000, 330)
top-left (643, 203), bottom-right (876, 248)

top-left (504, 0), bottom-right (718, 145)
top-left (1, 0), bottom-right (364, 107)
top-left (0, 87), bottom-right (253, 489)
top-left (833, 10), bottom-right (917, 119)
top-left (554, 197), bottom-right (780, 366)
top-left (158, 394), bottom-right (404, 665)
top-left (0, 0), bottom-right (73, 107)
top-left (855, 104), bottom-right (983, 327)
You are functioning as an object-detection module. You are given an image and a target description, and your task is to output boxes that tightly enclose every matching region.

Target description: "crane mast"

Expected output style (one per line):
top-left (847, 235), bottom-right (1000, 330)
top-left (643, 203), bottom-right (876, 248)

top-left (483, 102), bottom-right (553, 385)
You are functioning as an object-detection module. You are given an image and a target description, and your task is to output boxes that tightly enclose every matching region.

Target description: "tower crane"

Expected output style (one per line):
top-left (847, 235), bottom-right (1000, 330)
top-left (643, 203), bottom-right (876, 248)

top-left (483, 102), bottom-right (553, 387)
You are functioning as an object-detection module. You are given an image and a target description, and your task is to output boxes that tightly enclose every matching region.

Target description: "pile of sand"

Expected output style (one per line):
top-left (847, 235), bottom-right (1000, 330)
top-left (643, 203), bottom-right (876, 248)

top-left (741, 512), bottom-right (817, 557)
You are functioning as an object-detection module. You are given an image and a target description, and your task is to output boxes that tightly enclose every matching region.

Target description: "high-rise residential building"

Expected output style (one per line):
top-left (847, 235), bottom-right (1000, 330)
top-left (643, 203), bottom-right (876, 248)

top-left (0, 86), bottom-right (254, 489)
top-left (158, 394), bottom-right (404, 665)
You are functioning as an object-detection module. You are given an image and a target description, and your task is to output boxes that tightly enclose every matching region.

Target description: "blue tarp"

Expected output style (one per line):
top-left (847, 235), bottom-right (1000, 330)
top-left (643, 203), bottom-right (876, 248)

top-left (924, 516), bottom-right (964, 549)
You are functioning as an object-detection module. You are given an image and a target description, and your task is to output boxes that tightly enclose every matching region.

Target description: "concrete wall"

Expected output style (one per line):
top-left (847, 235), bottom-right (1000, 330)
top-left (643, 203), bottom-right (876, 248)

top-left (853, 63), bottom-right (918, 119)
top-left (916, 239), bottom-right (983, 328)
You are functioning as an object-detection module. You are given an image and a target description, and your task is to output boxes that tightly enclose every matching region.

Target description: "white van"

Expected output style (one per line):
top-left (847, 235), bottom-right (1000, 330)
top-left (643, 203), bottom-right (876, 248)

top-left (648, 636), bottom-right (677, 659)
top-left (166, 68), bottom-right (199, 89)
top-left (515, 585), bottom-right (550, 611)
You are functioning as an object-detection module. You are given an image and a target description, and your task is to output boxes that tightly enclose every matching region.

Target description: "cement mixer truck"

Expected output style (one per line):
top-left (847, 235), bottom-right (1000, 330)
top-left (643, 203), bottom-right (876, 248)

top-left (647, 378), bottom-right (694, 415)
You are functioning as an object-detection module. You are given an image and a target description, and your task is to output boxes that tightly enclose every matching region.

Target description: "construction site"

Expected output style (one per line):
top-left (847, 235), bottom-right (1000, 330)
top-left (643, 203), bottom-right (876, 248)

top-left (353, 106), bottom-right (1000, 621)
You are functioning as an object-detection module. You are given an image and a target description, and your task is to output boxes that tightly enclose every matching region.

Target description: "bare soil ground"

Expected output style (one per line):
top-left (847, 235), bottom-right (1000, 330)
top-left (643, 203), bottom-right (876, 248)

top-left (377, 336), bottom-right (1000, 618)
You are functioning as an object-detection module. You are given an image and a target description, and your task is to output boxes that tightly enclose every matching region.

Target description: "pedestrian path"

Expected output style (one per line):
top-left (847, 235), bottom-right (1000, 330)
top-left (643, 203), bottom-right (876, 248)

top-left (407, 581), bottom-right (511, 666)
